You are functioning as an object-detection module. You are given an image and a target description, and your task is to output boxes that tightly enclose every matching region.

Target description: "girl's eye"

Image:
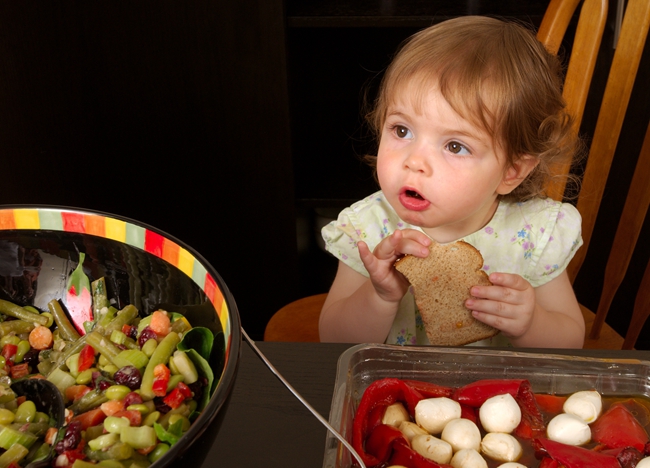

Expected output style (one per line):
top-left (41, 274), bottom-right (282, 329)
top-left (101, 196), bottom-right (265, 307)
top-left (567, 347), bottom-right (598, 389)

top-left (446, 141), bottom-right (470, 155)
top-left (394, 125), bottom-right (412, 139)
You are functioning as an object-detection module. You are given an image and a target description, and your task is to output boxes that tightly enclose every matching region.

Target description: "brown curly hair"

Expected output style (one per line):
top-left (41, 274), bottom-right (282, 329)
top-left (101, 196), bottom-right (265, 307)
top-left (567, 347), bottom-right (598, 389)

top-left (366, 16), bottom-right (580, 201)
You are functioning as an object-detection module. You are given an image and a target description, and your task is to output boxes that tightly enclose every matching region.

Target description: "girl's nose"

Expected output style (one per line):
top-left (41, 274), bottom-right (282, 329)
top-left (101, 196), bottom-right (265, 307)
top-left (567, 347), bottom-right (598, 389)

top-left (403, 146), bottom-right (432, 175)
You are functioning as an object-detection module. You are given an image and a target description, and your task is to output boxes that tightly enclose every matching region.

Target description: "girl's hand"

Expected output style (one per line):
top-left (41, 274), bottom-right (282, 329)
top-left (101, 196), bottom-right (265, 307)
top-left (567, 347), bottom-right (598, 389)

top-left (465, 272), bottom-right (536, 339)
top-left (358, 229), bottom-right (431, 303)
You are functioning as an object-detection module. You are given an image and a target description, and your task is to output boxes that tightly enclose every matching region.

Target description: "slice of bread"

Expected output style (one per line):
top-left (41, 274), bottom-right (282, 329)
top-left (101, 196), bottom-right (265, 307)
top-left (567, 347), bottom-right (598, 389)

top-left (394, 240), bottom-right (498, 346)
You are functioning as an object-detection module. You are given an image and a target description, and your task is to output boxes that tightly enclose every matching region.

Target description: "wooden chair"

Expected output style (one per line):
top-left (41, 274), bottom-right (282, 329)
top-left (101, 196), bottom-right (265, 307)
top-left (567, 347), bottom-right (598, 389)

top-left (264, 0), bottom-right (650, 348)
top-left (539, 0), bottom-right (650, 349)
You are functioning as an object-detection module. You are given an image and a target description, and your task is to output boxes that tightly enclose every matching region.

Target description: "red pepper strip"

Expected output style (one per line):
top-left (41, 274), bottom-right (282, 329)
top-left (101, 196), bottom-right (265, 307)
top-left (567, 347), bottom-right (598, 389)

top-left (388, 439), bottom-right (453, 468)
top-left (352, 378), bottom-right (424, 467)
top-left (402, 380), bottom-right (454, 398)
top-left (77, 344), bottom-right (95, 372)
top-left (592, 403), bottom-right (649, 451)
top-left (152, 363), bottom-right (171, 397)
top-left (513, 380), bottom-right (545, 439)
top-left (452, 379), bottom-right (524, 406)
top-left (163, 381), bottom-right (193, 410)
top-left (1, 343), bottom-right (17, 364)
top-left (532, 438), bottom-right (621, 468)
top-left (453, 379), bottom-right (544, 439)
top-left (364, 424), bottom-right (408, 463)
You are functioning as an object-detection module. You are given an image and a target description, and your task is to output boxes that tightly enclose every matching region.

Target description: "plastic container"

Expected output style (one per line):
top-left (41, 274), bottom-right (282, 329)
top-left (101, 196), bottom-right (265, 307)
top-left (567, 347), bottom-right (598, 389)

top-left (323, 344), bottom-right (650, 468)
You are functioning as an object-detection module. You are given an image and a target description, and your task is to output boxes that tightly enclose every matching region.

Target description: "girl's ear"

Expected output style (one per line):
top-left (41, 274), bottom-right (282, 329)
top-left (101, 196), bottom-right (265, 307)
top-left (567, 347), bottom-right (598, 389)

top-left (497, 155), bottom-right (539, 195)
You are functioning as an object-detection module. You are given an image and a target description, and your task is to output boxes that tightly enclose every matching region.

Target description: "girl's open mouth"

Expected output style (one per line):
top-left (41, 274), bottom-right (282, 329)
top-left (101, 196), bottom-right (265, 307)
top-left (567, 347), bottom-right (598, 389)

top-left (399, 188), bottom-right (431, 211)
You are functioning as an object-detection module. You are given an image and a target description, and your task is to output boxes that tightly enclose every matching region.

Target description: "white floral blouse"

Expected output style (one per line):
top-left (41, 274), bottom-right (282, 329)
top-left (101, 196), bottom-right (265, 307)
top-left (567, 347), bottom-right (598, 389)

top-left (321, 190), bottom-right (583, 346)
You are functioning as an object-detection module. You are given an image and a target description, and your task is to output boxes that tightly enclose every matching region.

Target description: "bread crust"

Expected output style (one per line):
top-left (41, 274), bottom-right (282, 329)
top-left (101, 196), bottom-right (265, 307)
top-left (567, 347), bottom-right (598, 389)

top-left (394, 240), bottom-right (499, 346)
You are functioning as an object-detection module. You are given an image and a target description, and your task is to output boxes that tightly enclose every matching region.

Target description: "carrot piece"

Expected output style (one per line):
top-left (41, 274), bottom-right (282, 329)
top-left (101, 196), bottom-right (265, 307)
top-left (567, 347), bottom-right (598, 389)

top-left (44, 427), bottom-right (59, 445)
top-left (72, 407), bottom-right (107, 430)
top-left (100, 399), bottom-right (125, 416)
top-left (149, 310), bottom-right (171, 336)
top-left (137, 445), bottom-right (156, 455)
top-left (29, 325), bottom-right (54, 350)
top-left (65, 385), bottom-right (91, 403)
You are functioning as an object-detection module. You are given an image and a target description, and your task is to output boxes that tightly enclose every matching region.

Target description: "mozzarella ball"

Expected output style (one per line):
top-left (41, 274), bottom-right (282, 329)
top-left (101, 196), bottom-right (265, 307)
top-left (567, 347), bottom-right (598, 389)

top-left (496, 464), bottom-right (528, 468)
top-left (479, 394), bottom-right (521, 434)
top-left (415, 397), bottom-right (462, 434)
top-left (450, 449), bottom-right (488, 468)
top-left (637, 458), bottom-right (650, 468)
top-left (398, 421), bottom-right (429, 442)
top-left (441, 418), bottom-right (481, 452)
top-left (480, 433), bottom-right (523, 462)
top-left (411, 434), bottom-right (453, 464)
top-left (382, 402), bottom-right (410, 427)
top-left (563, 390), bottom-right (602, 423)
top-left (547, 413), bottom-right (591, 445)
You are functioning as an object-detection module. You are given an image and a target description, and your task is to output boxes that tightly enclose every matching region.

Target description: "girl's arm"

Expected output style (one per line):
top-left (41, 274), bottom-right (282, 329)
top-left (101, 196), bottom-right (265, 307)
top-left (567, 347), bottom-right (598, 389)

top-left (469, 270), bottom-right (584, 348)
top-left (318, 262), bottom-right (401, 343)
top-left (517, 270), bottom-right (584, 348)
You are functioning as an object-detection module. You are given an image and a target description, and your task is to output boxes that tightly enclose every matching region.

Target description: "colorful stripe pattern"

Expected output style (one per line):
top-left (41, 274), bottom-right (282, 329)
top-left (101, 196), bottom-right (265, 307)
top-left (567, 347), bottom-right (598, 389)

top-left (0, 207), bottom-right (232, 365)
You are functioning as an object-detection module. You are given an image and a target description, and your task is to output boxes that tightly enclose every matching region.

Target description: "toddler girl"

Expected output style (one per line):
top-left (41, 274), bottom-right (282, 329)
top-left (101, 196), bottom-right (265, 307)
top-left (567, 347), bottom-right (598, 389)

top-left (319, 16), bottom-right (585, 348)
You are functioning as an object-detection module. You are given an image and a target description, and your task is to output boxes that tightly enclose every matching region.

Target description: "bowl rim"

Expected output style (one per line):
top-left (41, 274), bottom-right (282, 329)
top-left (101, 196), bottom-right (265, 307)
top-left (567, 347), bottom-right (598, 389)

top-left (0, 203), bottom-right (242, 465)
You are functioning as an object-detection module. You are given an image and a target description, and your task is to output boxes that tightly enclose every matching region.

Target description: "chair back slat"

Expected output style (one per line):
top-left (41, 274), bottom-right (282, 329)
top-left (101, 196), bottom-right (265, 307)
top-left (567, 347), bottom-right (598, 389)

top-left (539, 0), bottom-right (608, 201)
top-left (591, 119), bottom-right (650, 347)
top-left (568, 0), bottom-right (650, 282)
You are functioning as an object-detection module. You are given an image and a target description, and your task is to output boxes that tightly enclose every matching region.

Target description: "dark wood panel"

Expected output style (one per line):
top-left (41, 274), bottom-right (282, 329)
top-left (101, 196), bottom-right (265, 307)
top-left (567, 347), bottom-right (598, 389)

top-left (0, 1), bottom-right (298, 340)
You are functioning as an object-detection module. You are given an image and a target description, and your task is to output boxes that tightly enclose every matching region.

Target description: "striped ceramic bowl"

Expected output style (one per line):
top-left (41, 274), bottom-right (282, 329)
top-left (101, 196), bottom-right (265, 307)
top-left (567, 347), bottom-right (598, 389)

top-left (0, 205), bottom-right (241, 467)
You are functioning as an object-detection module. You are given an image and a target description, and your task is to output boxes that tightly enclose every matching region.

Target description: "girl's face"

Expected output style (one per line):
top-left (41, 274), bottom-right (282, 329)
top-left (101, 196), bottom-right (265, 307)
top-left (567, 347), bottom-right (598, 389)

top-left (377, 82), bottom-right (522, 243)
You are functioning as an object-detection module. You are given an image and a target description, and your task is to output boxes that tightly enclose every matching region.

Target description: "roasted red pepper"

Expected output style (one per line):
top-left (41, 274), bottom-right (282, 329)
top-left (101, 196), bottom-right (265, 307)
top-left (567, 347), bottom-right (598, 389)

top-left (352, 378), bottom-right (426, 467)
top-left (591, 402), bottom-right (650, 451)
top-left (389, 438), bottom-right (453, 468)
top-left (453, 378), bottom-right (544, 439)
top-left (533, 437), bottom-right (622, 468)
top-left (403, 380), bottom-right (454, 399)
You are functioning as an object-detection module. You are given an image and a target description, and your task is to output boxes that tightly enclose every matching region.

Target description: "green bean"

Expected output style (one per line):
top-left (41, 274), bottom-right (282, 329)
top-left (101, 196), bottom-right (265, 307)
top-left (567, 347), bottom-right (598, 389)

top-left (0, 300), bottom-right (48, 327)
top-left (139, 332), bottom-right (181, 400)
top-left (0, 320), bottom-right (35, 337)
top-left (47, 299), bottom-right (80, 342)
top-left (91, 277), bottom-right (109, 316)
top-left (86, 331), bottom-right (121, 364)
top-left (69, 388), bottom-right (108, 414)
top-left (104, 305), bottom-right (138, 334)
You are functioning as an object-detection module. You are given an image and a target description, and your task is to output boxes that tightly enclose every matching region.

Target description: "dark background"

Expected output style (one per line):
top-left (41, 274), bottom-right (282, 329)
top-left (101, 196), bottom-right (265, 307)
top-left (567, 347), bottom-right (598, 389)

top-left (0, 1), bottom-right (648, 345)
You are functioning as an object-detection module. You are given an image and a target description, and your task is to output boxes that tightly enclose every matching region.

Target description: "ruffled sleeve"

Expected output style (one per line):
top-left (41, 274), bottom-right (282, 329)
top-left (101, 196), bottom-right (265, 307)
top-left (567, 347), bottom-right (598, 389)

top-left (529, 201), bottom-right (583, 286)
top-left (321, 206), bottom-right (367, 276)
top-left (321, 191), bottom-right (408, 277)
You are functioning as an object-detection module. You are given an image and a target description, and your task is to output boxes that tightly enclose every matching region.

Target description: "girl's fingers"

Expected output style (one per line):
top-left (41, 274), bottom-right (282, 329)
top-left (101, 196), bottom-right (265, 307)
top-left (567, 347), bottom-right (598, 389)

top-left (373, 230), bottom-right (431, 260)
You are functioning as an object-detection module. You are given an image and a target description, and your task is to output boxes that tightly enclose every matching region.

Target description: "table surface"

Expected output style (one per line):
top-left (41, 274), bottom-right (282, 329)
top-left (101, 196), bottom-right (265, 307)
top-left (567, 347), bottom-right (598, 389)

top-left (187, 342), bottom-right (650, 467)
